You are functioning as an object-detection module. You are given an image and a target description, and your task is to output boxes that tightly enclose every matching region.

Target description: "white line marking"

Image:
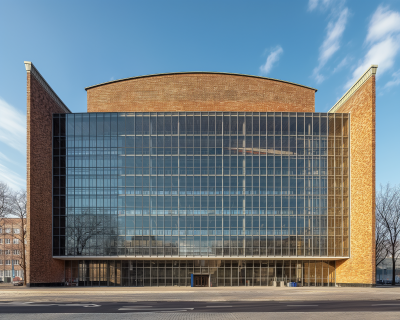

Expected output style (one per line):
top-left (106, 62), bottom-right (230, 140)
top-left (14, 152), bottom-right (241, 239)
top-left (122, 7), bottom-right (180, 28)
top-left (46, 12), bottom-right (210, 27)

top-left (122, 306), bottom-right (153, 308)
top-left (61, 304), bottom-right (100, 307)
top-left (206, 306), bottom-right (233, 308)
top-left (287, 305), bottom-right (318, 307)
top-left (119, 308), bottom-right (194, 311)
top-left (0, 302), bottom-right (100, 307)
top-left (0, 303), bottom-right (55, 307)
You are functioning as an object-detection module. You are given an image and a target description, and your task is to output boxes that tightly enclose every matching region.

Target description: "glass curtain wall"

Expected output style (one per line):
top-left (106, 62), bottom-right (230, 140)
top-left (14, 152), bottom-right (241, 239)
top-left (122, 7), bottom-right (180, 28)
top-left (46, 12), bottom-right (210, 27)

top-left (65, 259), bottom-right (336, 287)
top-left (53, 112), bottom-right (349, 258)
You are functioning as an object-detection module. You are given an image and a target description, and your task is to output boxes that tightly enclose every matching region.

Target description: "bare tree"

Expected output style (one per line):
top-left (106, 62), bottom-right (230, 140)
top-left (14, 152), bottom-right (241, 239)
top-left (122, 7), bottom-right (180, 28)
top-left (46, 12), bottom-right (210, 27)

top-left (67, 209), bottom-right (102, 256)
top-left (376, 184), bottom-right (400, 285)
top-left (9, 190), bottom-right (27, 286)
top-left (0, 181), bottom-right (11, 218)
top-left (0, 182), bottom-right (12, 283)
top-left (376, 212), bottom-right (389, 267)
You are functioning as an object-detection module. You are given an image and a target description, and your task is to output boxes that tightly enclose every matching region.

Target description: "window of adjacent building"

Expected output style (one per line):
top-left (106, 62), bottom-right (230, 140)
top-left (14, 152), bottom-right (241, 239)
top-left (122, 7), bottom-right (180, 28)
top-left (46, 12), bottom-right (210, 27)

top-left (5, 239), bottom-right (10, 244)
top-left (0, 239), bottom-right (2, 244)
top-left (13, 250), bottom-right (19, 255)
top-left (13, 239), bottom-right (19, 244)
top-left (5, 260), bottom-right (11, 265)
top-left (0, 228), bottom-right (2, 234)
top-left (13, 260), bottom-right (19, 265)
top-left (13, 229), bottom-right (20, 234)
top-left (5, 228), bottom-right (11, 234)
top-left (0, 260), bottom-right (2, 265)
top-left (0, 250), bottom-right (2, 255)
top-left (5, 250), bottom-right (10, 255)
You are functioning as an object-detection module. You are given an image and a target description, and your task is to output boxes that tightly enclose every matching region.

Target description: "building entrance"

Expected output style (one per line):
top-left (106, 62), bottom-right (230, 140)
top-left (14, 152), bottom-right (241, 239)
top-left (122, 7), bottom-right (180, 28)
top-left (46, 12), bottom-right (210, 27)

top-left (193, 275), bottom-right (209, 287)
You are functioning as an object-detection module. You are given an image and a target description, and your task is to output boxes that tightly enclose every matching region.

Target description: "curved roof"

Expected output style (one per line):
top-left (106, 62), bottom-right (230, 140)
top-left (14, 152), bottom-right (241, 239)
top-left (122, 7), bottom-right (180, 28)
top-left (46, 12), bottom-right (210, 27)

top-left (85, 71), bottom-right (317, 92)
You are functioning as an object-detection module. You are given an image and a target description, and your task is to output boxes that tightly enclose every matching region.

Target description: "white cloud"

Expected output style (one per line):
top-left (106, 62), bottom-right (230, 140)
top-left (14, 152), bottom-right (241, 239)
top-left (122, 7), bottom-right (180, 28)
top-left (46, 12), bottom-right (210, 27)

top-left (308, 0), bottom-right (319, 11)
top-left (366, 6), bottom-right (400, 44)
top-left (384, 69), bottom-right (400, 89)
top-left (0, 98), bottom-right (26, 154)
top-left (308, 0), bottom-right (334, 12)
top-left (259, 46), bottom-right (283, 76)
top-left (312, 7), bottom-right (349, 83)
top-left (0, 151), bottom-right (12, 163)
top-left (333, 56), bottom-right (349, 73)
top-left (345, 5), bottom-right (400, 89)
top-left (320, 9), bottom-right (349, 65)
top-left (0, 162), bottom-right (25, 191)
top-left (346, 37), bottom-right (400, 87)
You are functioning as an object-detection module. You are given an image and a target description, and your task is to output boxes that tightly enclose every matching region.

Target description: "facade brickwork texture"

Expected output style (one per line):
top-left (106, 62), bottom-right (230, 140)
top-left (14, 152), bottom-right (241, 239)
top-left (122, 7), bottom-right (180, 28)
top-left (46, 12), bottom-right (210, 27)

top-left (333, 76), bottom-right (376, 285)
top-left (86, 73), bottom-right (316, 113)
top-left (27, 72), bottom-right (67, 285)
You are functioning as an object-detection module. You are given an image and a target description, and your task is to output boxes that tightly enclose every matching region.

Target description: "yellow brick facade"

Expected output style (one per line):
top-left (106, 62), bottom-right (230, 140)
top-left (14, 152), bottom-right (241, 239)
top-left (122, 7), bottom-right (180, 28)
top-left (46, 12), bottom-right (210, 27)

top-left (333, 76), bottom-right (376, 286)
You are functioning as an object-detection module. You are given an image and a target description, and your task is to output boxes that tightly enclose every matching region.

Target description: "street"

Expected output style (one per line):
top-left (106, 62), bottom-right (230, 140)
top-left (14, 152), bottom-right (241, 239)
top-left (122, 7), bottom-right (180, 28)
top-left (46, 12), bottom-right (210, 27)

top-left (1, 300), bottom-right (400, 313)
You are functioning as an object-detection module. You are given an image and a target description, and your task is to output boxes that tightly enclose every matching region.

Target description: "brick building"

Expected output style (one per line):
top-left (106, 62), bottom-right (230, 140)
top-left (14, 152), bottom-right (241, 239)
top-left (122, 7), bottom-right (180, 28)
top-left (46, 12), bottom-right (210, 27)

top-left (25, 62), bottom-right (377, 287)
top-left (0, 218), bottom-right (25, 282)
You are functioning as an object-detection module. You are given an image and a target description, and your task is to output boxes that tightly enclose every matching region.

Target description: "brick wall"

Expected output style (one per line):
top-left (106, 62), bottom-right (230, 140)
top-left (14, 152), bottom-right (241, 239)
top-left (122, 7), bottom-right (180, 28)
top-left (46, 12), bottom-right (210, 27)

top-left (333, 76), bottom-right (376, 286)
top-left (26, 64), bottom-right (69, 285)
top-left (86, 73), bottom-right (316, 113)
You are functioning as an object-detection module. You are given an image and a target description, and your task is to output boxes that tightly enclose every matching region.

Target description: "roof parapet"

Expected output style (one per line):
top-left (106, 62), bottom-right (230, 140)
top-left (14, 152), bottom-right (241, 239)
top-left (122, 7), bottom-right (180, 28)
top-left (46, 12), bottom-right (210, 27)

top-left (85, 71), bottom-right (318, 92)
top-left (329, 65), bottom-right (378, 113)
top-left (24, 61), bottom-right (71, 113)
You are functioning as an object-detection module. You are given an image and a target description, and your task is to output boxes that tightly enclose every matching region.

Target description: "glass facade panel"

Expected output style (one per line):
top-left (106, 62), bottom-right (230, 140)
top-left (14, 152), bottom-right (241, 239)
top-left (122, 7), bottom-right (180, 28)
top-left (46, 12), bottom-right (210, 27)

top-left (53, 112), bottom-right (349, 258)
top-left (65, 259), bottom-right (336, 287)
top-left (54, 112), bottom-right (348, 286)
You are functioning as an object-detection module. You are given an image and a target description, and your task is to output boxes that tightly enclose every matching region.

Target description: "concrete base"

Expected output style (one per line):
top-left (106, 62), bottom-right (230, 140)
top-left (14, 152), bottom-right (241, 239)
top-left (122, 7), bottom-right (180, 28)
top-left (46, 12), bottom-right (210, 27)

top-left (27, 282), bottom-right (65, 287)
top-left (336, 283), bottom-right (376, 288)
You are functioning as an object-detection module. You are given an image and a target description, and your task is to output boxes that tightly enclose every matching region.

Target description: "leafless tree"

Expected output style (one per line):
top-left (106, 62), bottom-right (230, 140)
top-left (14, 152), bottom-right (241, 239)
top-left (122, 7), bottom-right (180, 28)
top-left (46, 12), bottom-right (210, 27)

top-left (67, 209), bottom-right (103, 256)
top-left (376, 212), bottom-right (389, 267)
top-left (0, 182), bottom-right (11, 282)
top-left (8, 189), bottom-right (27, 285)
top-left (0, 181), bottom-right (11, 218)
top-left (376, 184), bottom-right (400, 285)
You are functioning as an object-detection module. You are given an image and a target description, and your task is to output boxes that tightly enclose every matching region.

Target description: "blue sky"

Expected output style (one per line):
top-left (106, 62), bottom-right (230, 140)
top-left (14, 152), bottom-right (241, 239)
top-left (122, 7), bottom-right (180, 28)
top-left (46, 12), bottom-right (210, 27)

top-left (0, 0), bottom-right (400, 190)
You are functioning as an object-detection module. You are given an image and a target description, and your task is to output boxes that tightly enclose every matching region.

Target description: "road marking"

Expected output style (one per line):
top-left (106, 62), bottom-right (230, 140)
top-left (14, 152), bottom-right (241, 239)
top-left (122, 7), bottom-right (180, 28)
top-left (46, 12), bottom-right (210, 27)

top-left (287, 305), bottom-right (318, 307)
top-left (61, 304), bottom-right (100, 307)
top-left (0, 302), bottom-right (56, 307)
top-left (122, 306), bottom-right (153, 308)
top-left (206, 306), bottom-right (233, 308)
top-left (119, 307), bottom-right (194, 311)
top-left (0, 302), bottom-right (100, 307)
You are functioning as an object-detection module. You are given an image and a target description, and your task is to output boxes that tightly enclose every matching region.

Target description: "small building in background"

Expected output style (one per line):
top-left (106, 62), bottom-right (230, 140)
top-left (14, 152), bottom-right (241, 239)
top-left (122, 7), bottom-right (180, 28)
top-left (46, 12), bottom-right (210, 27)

top-left (0, 218), bottom-right (25, 283)
top-left (377, 258), bottom-right (400, 283)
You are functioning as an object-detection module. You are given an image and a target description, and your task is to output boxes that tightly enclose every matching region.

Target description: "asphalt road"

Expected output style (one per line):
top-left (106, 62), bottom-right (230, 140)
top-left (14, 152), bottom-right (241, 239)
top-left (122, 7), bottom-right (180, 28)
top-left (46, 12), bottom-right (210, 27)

top-left (1, 300), bottom-right (400, 313)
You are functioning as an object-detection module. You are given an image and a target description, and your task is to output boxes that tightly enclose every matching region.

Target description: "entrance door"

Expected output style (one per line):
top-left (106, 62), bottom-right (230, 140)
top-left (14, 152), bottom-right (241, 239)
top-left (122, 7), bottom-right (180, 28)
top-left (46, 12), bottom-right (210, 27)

top-left (194, 275), bottom-right (209, 287)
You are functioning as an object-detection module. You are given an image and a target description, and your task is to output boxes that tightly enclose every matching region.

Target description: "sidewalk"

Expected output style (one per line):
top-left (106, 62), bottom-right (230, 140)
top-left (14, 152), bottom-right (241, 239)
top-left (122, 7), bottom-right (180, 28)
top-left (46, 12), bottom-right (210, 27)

top-left (0, 286), bottom-right (400, 302)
